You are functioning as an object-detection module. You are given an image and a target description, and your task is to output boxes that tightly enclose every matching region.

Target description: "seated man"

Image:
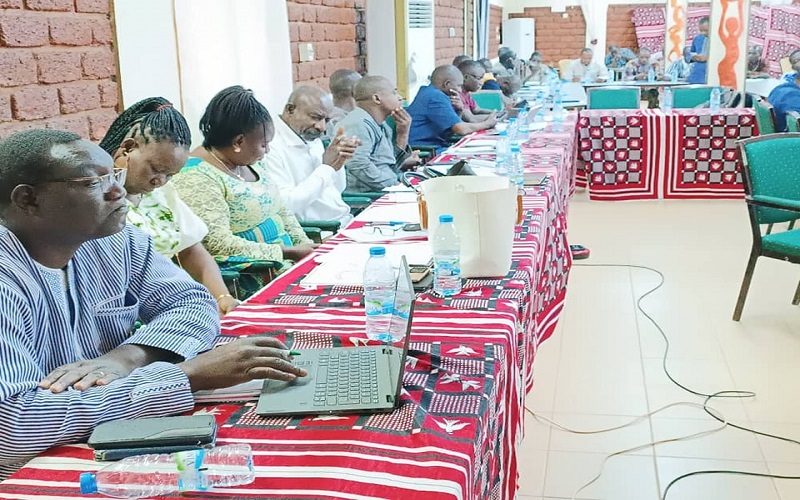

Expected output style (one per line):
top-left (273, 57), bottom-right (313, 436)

top-left (0, 130), bottom-right (306, 478)
top-left (493, 47), bottom-right (518, 77)
top-left (666, 47), bottom-right (692, 81)
top-left (523, 51), bottom-right (550, 84)
top-left (747, 45), bottom-right (769, 79)
top-left (323, 69), bottom-right (362, 141)
top-left (452, 54), bottom-right (472, 67)
top-left (262, 85), bottom-right (359, 226)
top-left (456, 60), bottom-right (496, 123)
top-left (768, 49), bottom-right (800, 131)
top-left (624, 48), bottom-right (661, 81)
top-left (338, 76), bottom-right (420, 193)
top-left (605, 45), bottom-right (635, 69)
top-left (498, 75), bottom-right (522, 109)
top-left (407, 65), bottom-right (498, 152)
top-left (479, 58), bottom-right (501, 91)
top-left (563, 48), bottom-right (609, 83)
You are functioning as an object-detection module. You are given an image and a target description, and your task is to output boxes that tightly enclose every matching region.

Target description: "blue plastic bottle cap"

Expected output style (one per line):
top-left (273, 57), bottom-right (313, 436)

top-left (369, 246), bottom-right (386, 256)
top-left (79, 472), bottom-right (98, 494)
top-left (439, 214), bottom-right (454, 223)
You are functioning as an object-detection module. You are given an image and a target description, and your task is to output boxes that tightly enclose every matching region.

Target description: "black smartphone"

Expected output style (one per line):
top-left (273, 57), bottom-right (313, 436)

top-left (403, 223), bottom-right (422, 232)
top-left (88, 415), bottom-right (217, 450)
top-left (409, 265), bottom-right (431, 283)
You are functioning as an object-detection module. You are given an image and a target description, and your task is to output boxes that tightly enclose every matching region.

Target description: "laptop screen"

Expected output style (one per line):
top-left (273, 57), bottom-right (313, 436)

top-left (388, 256), bottom-right (415, 402)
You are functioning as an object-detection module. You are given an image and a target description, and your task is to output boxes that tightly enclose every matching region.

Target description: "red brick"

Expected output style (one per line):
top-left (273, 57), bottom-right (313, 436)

top-left (288, 24), bottom-right (299, 43)
top-left (81, 47), bottom-right (114, 78)
top-left (49, 16), bottom-right (93, 45)
top-left (75, 0), bottom-right (108, 13)
top-left (88, 108), bottom-right (117, 141)
top-left (302, 6), bottom-right (316, 22)
top-left (91, 18), bottom-right (112, 44)
top-left (298, 23), bottom-right (312, 42)
top-left (11, 86), bottom-right (59, 120)
top-left (0, 91), bottom-right (10, 122)
top-left (311, 23), bottom-right (325, 41)
top-left (297, 62), bottom-right (312, 82)
top-left (45, 112), bottom-right (90, 137)
top-left (36, 50), bottom-right (82, 83)
top-left (0, 0), bottom-right (23, 7)
top-left (0, 14), bottom-right (49, 47)
top-left (58, 81), bottom-right (100, 113)
top-left (337, 24), bottom-right (353, 41)
top-left (287, 4), bottom-right (303, 22)
top-left (98, 80), bottom-right (117, 108)
top-left (24, 0), bottom-right (72, 11)
top-left (0, 50), bottom-right (37, 87)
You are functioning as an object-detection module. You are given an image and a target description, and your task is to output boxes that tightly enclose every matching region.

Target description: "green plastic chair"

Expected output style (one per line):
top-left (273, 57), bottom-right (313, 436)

top-left (733, 133), bottom-right (800, 320)
top-left (586, 87), bottom-right (641, 110)
top-left (672, 86), bottom-right (712, 109)
top-left (786, 111), bottom-right (800, 133)
top-left (470, 91), bottom-right (505, 111)
top-left (753, 97), bottom-right (777, 134)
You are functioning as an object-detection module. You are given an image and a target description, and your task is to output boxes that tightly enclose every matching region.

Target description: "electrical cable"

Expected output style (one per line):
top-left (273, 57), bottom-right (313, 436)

top-left (523, 263), bottom-right (800, 499)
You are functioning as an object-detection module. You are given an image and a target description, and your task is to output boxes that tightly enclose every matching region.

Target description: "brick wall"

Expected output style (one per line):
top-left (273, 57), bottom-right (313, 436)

top-left (607, 4), bottom-right (646, 53)
top-left (0, 0), bottom-right (118, 140)
top-left (489, 4), bottom-right (502, 58)
top-left (509, 6), bottom-right (586, 67)
top-left (287, 0), bottom-right (367, 90)
top-left (435, 0), bottom-right (465, 66)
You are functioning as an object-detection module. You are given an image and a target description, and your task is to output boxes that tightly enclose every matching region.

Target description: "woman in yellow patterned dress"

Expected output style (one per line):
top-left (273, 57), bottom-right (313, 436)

top-left (172, 86), bottom-right (315, 294)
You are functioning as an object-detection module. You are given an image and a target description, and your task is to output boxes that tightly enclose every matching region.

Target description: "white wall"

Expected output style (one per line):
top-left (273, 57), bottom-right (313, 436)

top-left (367, 0), bottom-right (398, 85)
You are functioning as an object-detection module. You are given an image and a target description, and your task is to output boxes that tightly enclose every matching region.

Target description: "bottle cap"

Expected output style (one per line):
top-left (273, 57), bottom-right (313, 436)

top-left (79, 473), bottom-right (98, 494)
top-left (498, 130), bottom-right (507, 136)
top-left (369, 246), bottom-right (386, 256)
top-left (510, 145), bottom-right (521, 152)
top-left (439, 214), bottom-right (454, 223)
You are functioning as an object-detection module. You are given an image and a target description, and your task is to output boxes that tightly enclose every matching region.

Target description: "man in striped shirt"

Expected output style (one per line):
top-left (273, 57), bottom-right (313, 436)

top-left (0, 130), bottom-right (307, 477)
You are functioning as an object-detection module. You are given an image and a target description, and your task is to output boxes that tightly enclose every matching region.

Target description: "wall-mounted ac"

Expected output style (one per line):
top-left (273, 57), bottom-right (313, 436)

top-left (406, 0), bottom-right (435, 102)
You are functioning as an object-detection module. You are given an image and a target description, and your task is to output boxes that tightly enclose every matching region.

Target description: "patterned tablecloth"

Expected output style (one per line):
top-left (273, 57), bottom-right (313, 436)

top-left (0, 120), bottom-right (577, 500)
top-left (577, 108), bottom-right (758, 200)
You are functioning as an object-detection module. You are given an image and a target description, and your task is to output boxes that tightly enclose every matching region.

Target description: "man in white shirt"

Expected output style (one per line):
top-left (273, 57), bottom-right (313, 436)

top-left (563, 48), bottom-right (609, 83)
top-left (262, 86), bottom-right (360, 226)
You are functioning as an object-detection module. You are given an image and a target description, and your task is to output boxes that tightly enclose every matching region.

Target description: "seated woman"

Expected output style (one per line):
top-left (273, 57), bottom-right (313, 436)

top-left (99, 97), bottom-right (240, 315)
top-left (172, 86), bottom-right (314, 293)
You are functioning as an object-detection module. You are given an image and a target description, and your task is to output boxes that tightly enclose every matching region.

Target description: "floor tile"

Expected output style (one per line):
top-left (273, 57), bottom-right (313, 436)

top-left (543, 450), bottom-right (658, 500)
top-left (657, 457), bottom-right (780, 500)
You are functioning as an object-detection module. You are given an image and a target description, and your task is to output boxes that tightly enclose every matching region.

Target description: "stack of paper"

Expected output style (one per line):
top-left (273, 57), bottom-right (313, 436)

top-left (301, 243), bottom-right (432, 286)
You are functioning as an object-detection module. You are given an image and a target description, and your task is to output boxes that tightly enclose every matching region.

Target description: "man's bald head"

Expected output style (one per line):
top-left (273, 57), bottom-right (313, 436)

top-left (498, 75), bottom-right (521, 97)
top-left (431, 65), bottom-right (464, 95)
top-left (354, 76), bottom-right (393, 101)
top-left (283, 85), bottom-right (333, 141)
top-left (354, 75), bottom-right (403, 117)
top-left (329, 69), bottom-right (361, 101)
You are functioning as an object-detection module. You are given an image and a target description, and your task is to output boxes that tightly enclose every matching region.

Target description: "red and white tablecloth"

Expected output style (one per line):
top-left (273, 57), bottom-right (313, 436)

top-left (577, 108), bottom-right (758, 200)
top-left (0, 121), bottom-right (577, 500)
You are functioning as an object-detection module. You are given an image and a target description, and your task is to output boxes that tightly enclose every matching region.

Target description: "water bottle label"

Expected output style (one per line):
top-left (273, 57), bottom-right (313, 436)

top-left (435, 259), bottom-right (461, 277)
top-left (174, 449), bottom-right (204, 473)
top-left (365, 296), bottom-right (393, 316)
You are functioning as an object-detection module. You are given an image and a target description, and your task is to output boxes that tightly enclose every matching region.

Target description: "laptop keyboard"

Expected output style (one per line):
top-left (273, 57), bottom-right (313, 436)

top-left (313, 350), bottom-right (381, 407)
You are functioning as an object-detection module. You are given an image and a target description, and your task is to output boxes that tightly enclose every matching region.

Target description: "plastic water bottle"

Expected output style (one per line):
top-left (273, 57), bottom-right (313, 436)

top-left (648, 67), bottom-right (655, 83)
top-left (79, 444), bottom-right (255, 498)
top-left (553, 89), bottom-right (564, 132)
top-left (507, 117), bottom-right (518, 142)
top-left (709, 86), bottom-right (721, 113)
top-left (517, 107), bottom-right (529, 137)
top-left (662, 86), bottom-right (673, 113)
top-left (509, 144), bottom-right (524, 189)
top-left (363, 246), bottom-right (396, 342)
top-left (432, 215), bottom-right (461, 297)
top-left (495, 130), bottom-right (510, 176)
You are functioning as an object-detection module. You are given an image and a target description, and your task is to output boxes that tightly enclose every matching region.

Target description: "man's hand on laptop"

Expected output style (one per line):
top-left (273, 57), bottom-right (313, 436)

top-left (180, 337), bottom-right (308, 392)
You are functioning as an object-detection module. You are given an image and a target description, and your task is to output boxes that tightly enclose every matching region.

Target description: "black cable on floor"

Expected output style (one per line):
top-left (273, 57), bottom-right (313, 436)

top-left (572, 263), bottom-right (800, 499)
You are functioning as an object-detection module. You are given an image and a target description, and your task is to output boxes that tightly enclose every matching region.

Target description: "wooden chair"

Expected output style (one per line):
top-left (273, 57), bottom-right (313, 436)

top-left (733, 133), bottom-right (800, 320)
top-left (753, 96), bottom-right (778, 134)
top-left (586, 87), bottom-right (641, 110)
top-left (558, 59), bottom-right (572, 79)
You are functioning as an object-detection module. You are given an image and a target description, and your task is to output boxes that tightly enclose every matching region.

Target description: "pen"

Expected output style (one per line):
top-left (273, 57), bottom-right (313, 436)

top-left (279, 349), bottom-right (302, 357)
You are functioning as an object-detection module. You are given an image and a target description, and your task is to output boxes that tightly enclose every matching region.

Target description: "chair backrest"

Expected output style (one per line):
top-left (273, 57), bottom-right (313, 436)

top-left (470, 91), bottom-right (504, 111)
top-left (586, 87), bottom-right (641, 110)
top-left (753, 96), bottom-right (777, 134)
top-left (558, 59), bottom-right (572, 78)
top-left (787, 111), bottom-right (800, 133)
top-left (738, 133), bottom-right (800, 225)
top-left (672, 86), bottom-right (712, 109)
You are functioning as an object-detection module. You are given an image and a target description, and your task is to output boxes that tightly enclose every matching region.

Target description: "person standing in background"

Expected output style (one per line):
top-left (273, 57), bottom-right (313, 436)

top-left (687, 16), bottom-right (710, 84)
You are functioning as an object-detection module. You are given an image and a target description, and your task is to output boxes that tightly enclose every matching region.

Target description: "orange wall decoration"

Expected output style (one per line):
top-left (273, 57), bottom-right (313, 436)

top-left (665, 0), bottom-right (689, 63)
top-left (708, 0), bottom-right (750, 90)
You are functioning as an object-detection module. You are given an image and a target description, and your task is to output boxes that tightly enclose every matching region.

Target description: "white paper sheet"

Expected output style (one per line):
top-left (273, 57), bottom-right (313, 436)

top-left (339, 227), bottom-right (427, 243)
top-left (301, 243), bottom-right (432, 286)
top-left (354, 203), bottom-right (420, 223)
top-left (382, 184), bottom-right (414, 192)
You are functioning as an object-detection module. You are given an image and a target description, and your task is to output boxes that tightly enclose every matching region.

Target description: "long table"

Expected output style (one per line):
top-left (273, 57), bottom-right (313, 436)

top-left (0, 117), bottom-right (577, 500)
top-left (576, 107), bottom-right (758, 200)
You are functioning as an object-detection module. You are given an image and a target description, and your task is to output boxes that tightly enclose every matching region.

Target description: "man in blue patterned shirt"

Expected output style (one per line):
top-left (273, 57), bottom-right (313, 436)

top-left (0, 130), bottom-right (307, 477)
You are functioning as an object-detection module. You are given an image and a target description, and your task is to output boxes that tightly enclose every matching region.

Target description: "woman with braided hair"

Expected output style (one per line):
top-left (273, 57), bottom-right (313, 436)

top-left (99, 97), bottom-right (240, 315)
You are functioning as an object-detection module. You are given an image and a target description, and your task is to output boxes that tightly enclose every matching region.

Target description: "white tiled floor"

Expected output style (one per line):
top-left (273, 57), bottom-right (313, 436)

top-left (518, 195), bottom-right (800, 500)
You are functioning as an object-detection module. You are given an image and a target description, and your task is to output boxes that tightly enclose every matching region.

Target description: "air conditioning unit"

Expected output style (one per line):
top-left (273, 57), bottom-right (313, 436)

top-left (406, 0), bottom-right (435, 102)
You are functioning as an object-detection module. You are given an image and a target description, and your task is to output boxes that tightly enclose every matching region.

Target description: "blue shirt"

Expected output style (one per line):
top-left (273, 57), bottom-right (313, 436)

top-left (687, 34), bottom-right (708, 84)
top-left (768, 81), bottom-right (800, 132)
top-left (0, 225), bottom-right (218, 476)
top-left (407, 84), bottom-right (463, 149)
top-left (482, 79), bottom-right (501, 91)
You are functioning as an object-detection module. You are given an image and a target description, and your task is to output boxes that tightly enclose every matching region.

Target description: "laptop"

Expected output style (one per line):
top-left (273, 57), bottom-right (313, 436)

top-left (256, 256), bottom-right (415, 417)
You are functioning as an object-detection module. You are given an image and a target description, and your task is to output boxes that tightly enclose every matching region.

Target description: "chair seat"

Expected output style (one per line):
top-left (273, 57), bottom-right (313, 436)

top-left (762, 229), bottom-right (800, 257)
